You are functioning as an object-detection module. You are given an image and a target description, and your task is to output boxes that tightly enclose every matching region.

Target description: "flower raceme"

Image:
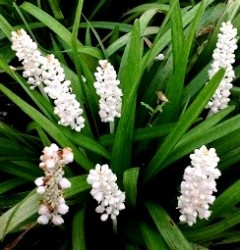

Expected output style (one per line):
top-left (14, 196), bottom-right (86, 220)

top-left (87, 164), bottom-right (125, 222)
top-left (206, 21), bottom-right (238, 113)
top-left (94, 60), bottom-right (123, 123)
top-left (35, 143), bottom-right (73, 225)
top-left (177, 145), bottom-right (221, 226)
top-left (11, 29), bottom-right (85, 132)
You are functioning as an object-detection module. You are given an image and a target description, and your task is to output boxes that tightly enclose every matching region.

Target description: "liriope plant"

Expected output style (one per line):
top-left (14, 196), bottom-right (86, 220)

top-left (0, 0), bottom-right (239, 249)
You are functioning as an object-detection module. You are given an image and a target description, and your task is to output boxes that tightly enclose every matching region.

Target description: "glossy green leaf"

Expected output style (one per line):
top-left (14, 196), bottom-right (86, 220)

top-left (184, 210), bottom-right (240, 242)
top-left (146, 202), bottom-right (192, 250)
top-left (123, 167), bottom-right (139, 209)
top-left (72, 209), bottom-right (86, 250)
top-left (0, 175), bottom-right (89, 240)
top-left (0, 84), bottom-right (94, 170)
top-left (143, 69), bottom-right (224, 183)
top-left (48, 0), bottom-right (64, 20)
top-left (163, 107), bottom-right (238, 168)
top-left (140, 222), bottom-right (169, 250)
top-left (111, 20), bottom-right (141, 177)
top-left (98, 123), bottom-right (175, 147)
top-left (0, 179), bottom-right (27, 195)
top-left (20, 2), bottom-right (100, 59)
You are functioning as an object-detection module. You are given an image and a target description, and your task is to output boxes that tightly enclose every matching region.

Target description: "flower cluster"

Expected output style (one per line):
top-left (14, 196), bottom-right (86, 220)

top-left (35, 143), bottom-right (73, 225)
top-left (206, 21), bottom-right (238, 113)
top-left (87, 164), bottom-right (125, 222)
top-left (11, 29), bottom-right (85, 132)
top-left (94, 60), bottom-right (123, 123)
top-left (177, 145), bottom-right (221, 226)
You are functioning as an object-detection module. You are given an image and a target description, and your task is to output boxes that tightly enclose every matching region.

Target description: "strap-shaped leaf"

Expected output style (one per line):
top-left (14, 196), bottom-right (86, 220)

top-left (0, 175), bottom-right (89, 240)
top-left (111, 20), bottom-right (141, 178)
top-left (140, 222), bottom-right (169, 250)
top-left (72, 209), bottom-right (86, 250)
top-left (143, 68), bottom-right (225, 183)
top-left (123, 167), bottom-right (139, 209)
top-left (146, 201), bottom-right (192, 250)
top-left (20, 2), bottom-right (101, 59)
top-left (0, 84), bottom-right (94, 170)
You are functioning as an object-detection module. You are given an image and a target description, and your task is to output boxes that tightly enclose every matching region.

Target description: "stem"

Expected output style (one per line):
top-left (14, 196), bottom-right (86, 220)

top-left (109, 121), bottom-right (115, 134)
top-left (112, 218), bottom-right (117, 234)
top-left (206, 109), bottom-right (214, 118)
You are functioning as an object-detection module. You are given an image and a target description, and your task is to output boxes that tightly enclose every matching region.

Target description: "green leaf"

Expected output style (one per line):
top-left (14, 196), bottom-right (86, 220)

top-left (170, 0), bottom-right (184, 71)
top-left (0, 13), bottom-right (13, 39)
top-left (0, 161), bottom-right (39, 180)
top-left (28, 122), bottom-right (51, 146)
top-left (0, 179), bottom-right (27, 195)
top-left (123, 167), bottom-right (139, 209)
top-left (72, 209), bottom-right (86, 250)
top-left (20, 2), bottom-right (100, 59)
top-left (124, 3), bottom-right (169, 16)
top-left (146, 202), bottom-right (192, 250)
top-left (162, 106), bottom-right (237, 168)
top-left (0, 84), bottom-right (94, 170)
top-left (161, 0), bottom-right (205, 123)
top-left (111, 20), bottom-right (141, 177)
top-left (0, 175), bottom-right (89, 240)
top-left (183, 210), bottom-right (240, 242)
top-left (143, 68), bottom-right (225, 183)
top-left (211, 180), bottom-right (240, 220)
top-left (98, 123), bottom-right (175, 147)
top-left (140, 222), bottom-right (169, 250)
top-left (48, 0), bottom-right (64, 20)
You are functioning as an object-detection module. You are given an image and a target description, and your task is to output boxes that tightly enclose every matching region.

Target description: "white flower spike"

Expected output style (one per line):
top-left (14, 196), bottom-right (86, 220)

top-left (206, 21), bottom-right (238, 113)
top-left (11, 29), bottom-right (85, 132)
top-left (94, 60), bottom-right (123, 123)
top-left (35, 143), bottom-right (73, 226)
top-left (177, 145), bottom-right (221, 226)
top-left (87, 164), bottom-right (125, 223)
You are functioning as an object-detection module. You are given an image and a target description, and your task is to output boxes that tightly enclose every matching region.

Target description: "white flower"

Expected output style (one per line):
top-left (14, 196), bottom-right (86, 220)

top-left (59, 177), bottom-right (71, 189)
top-left (155, 53), bottom-right (164, 61)
top-left (11, 29), bottom-right (85, 132)
top-left (35, 143), bottom-right (73, 225)
top-left (52, 215), bottom-right (64, 225)
top-left (34, 177), bottom-right (44, 186)
top-left (177, 145), bottom-right (221, 226)
top-left (37, 215), bottom-right (49, 225)
top-left (206, 21), bottom-right (238, 113)
top-left (94, 60), bottom-right (123, 123)
top-left (58, 203), bottom-right (69, 215)
top-left (38, 205), bottom-right (49, 215)
top-left (87, 164), bottom-right (125, 222)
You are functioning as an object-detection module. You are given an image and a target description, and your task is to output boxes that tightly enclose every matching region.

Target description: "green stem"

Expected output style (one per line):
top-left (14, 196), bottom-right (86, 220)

top-left (109, 121), bottom-right (115, 134)
top-left (112, 218), bottom-right (117, 234)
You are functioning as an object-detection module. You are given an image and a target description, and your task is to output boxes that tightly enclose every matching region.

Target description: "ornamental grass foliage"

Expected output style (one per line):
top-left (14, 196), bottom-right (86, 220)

top-left (0, 0), bottom-right (240, 249)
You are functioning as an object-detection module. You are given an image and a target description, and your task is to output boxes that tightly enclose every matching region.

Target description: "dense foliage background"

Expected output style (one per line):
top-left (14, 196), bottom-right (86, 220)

top-left (0, 0), bottom-right (239, 249)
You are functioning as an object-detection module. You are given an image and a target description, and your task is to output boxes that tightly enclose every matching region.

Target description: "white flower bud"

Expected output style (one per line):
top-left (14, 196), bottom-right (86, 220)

top-left (34, 177), bottom-right (44, 186)
top-left (37, 215), bottom-right (49, 225)
top-left (59, 177), bottom-right (71, 189)
top-left (100, 214), bottom-right (108, 222)
top-left (36, 186), bottom-right (46, 194)
top-left (57, 203), bottom-right (69, 215)
top-left (38, 204), bottom-right (49, 215)
top-left (52, 215), bottom-right (64, 225)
